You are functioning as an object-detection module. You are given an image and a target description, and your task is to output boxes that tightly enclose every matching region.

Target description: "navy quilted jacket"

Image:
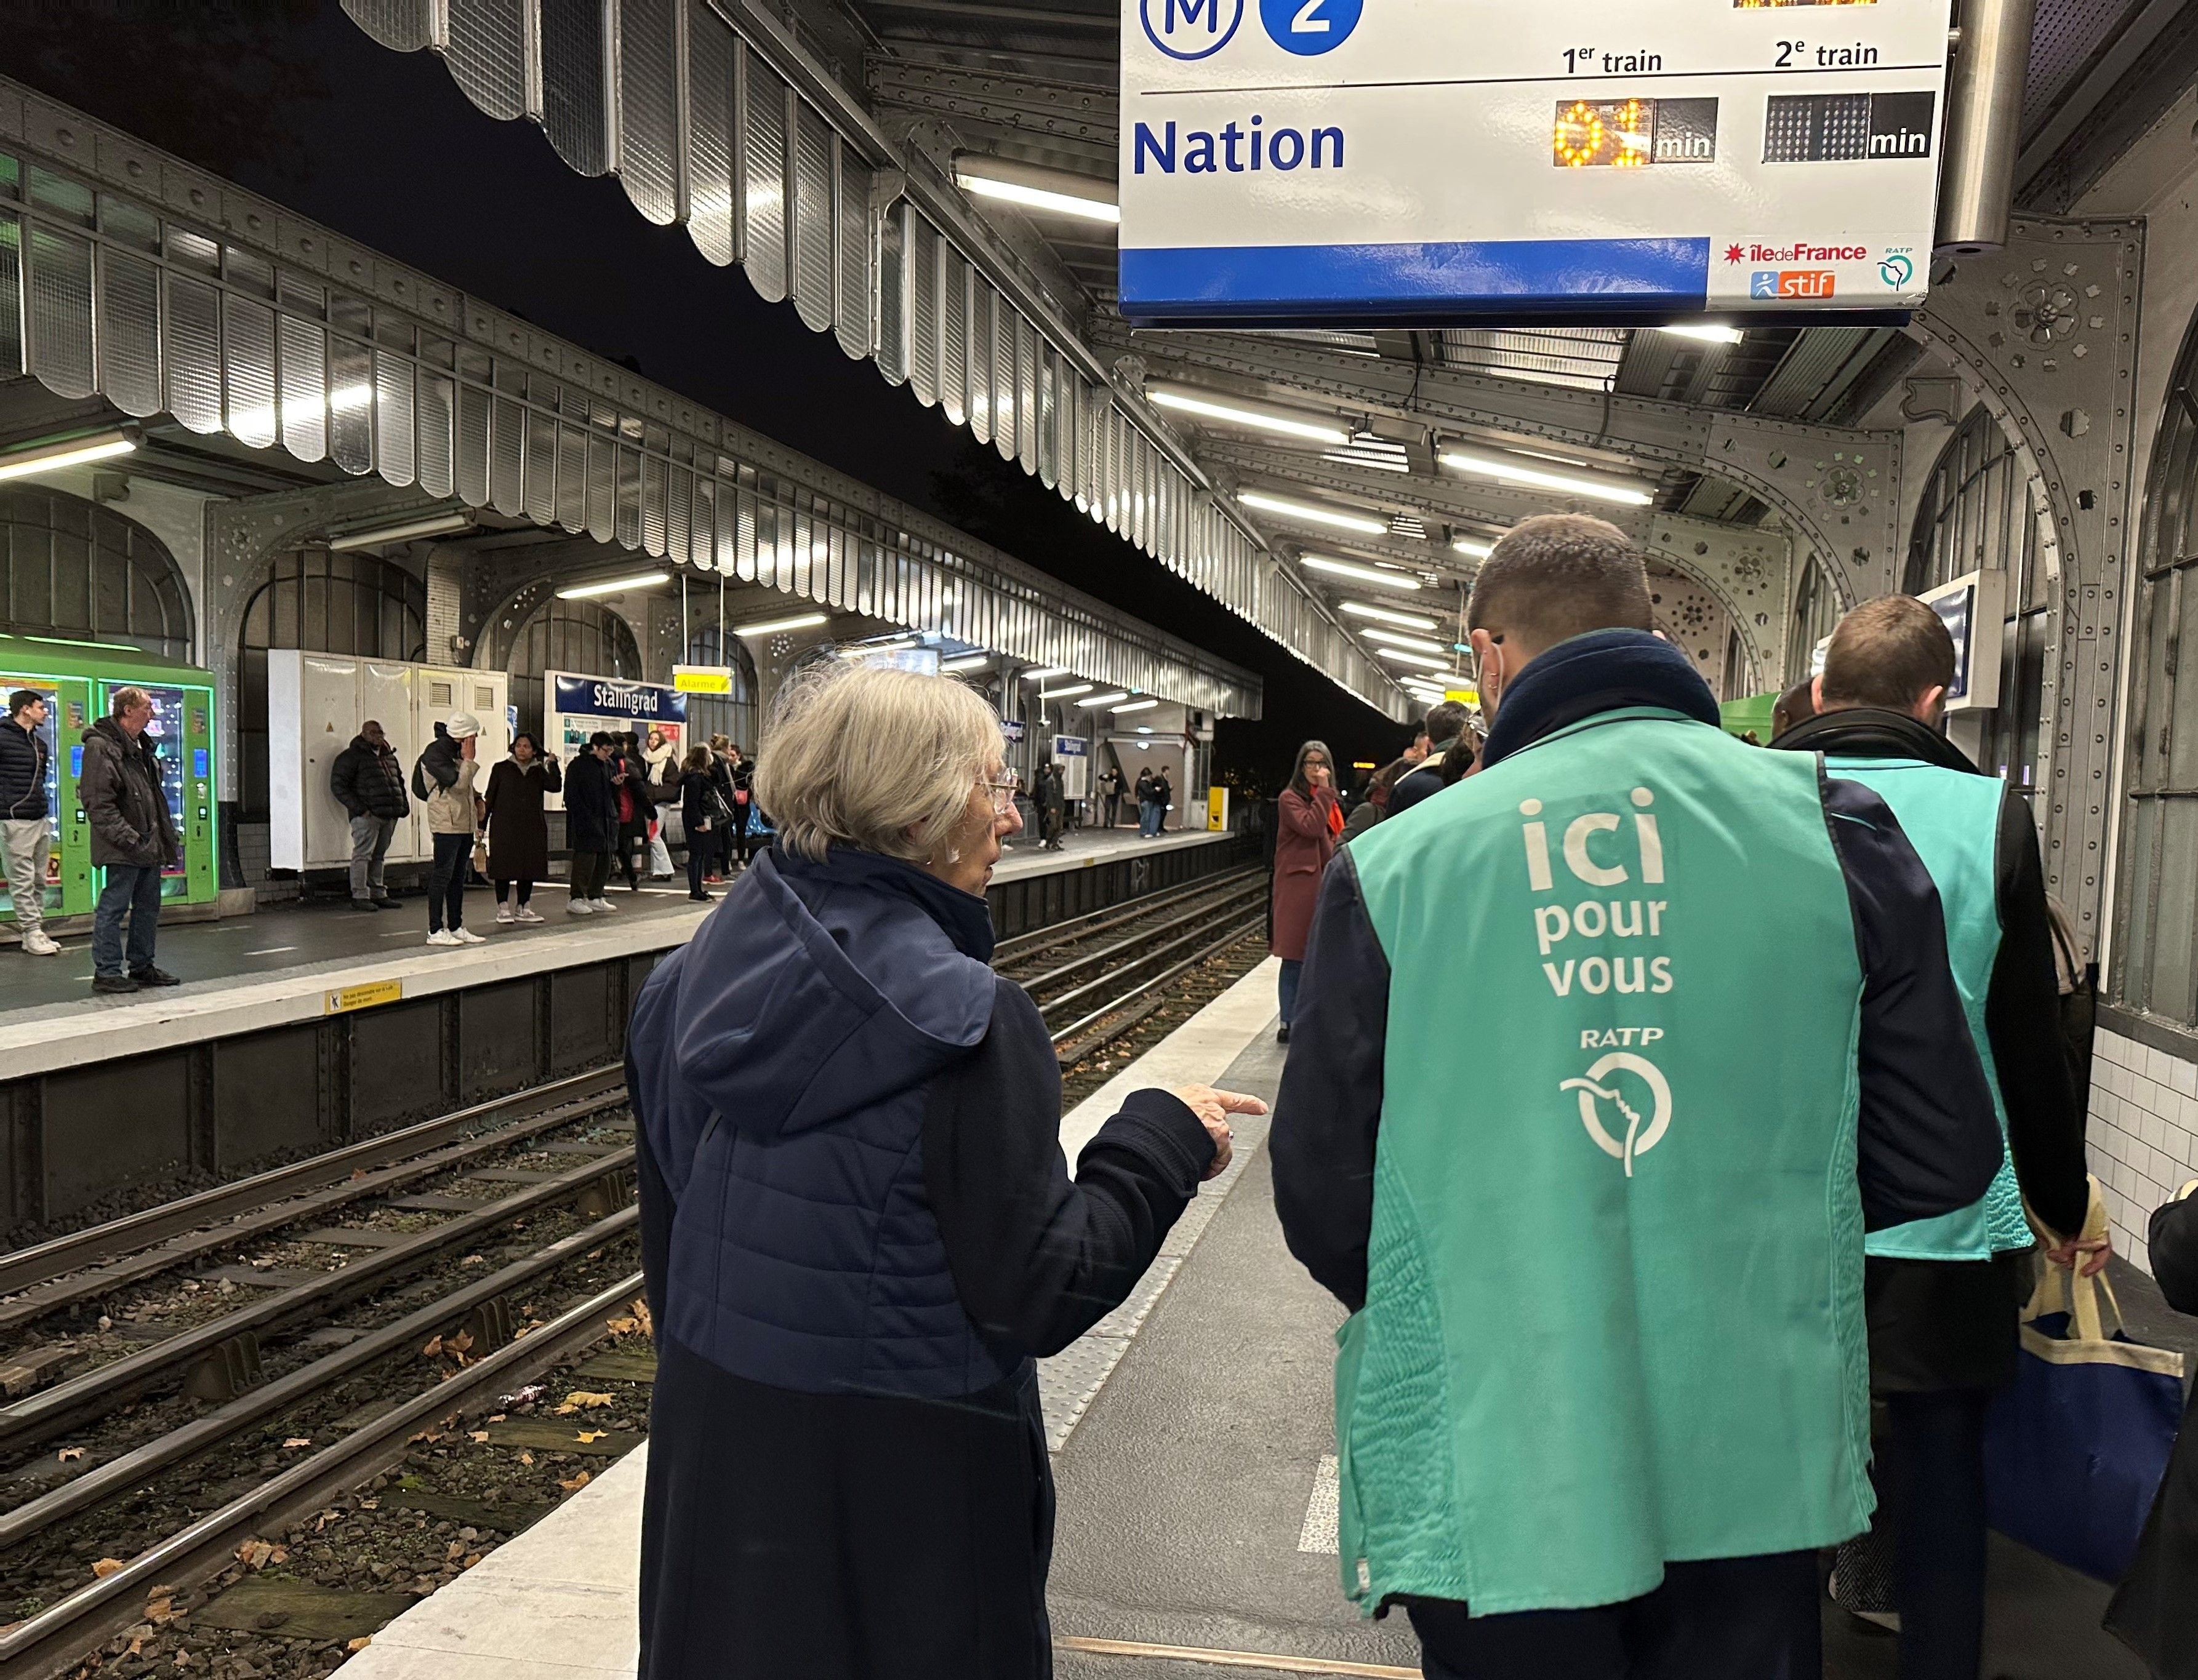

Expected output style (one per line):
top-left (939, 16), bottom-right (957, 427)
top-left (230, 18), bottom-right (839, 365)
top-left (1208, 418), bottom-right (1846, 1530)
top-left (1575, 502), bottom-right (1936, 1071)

top-left (628, 844), bottom-right (1019, 1398)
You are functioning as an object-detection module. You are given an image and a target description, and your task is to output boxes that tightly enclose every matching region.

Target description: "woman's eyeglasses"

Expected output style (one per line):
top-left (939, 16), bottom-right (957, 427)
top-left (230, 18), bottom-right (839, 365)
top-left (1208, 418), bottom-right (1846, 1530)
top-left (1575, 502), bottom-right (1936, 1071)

top-left (981, 774), bottom-right (1021, 815)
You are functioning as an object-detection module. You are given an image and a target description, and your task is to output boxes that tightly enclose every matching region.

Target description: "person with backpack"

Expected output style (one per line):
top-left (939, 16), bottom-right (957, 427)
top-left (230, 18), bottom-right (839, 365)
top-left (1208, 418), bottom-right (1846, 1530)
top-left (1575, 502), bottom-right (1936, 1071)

top-left (563, 733), bottom-right (622, 915)
top-left (414, 713), bottom-right (485, 946)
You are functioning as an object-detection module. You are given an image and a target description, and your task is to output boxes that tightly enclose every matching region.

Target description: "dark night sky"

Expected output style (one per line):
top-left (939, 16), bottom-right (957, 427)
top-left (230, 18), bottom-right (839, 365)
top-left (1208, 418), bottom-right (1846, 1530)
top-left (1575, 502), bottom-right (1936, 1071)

top-left (6, 0), bottom-right (1414, 788)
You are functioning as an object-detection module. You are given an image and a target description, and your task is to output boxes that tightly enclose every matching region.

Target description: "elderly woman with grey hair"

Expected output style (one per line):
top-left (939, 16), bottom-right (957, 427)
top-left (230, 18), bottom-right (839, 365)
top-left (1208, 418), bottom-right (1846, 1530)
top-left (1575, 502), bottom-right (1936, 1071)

top-left (625, 663), bottom-right (1264, 1680)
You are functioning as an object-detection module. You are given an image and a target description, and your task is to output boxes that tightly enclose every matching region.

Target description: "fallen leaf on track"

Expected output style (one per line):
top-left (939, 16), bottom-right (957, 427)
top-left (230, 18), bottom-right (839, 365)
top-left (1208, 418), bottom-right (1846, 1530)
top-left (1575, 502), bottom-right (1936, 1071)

top-left (90, 1558), bottom-right (124, 1579)
top-left (281, 1438), bottom-right (311, 1449)
top-left (558, 1470), bottom-right (592, 1493)
top-left (576, 1430), bottom-right (607, 1444)
top-left (57, 1447), bottom-right (84, 1462)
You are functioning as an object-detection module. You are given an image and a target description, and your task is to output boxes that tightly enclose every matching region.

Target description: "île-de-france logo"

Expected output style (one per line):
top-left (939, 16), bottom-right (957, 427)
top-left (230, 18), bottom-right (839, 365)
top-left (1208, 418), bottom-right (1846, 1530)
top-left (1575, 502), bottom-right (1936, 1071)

top-left (1558, 1052), bottom-right (1673, 1177)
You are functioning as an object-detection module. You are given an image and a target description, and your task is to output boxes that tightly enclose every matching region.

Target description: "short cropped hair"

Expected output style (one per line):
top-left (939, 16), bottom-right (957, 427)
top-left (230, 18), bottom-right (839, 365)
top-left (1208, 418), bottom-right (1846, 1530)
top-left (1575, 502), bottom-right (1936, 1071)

top-left (754, 663), bottom-right (1003, 865)
top-left (589, 731), bottom-right (616, 750)
top-left (1421, 701), bottom-right (1469, 745)
top-left (7, 689), bottom-right (42, 719)
top-left (110, 686), bottom-right (151, 720)
top-left (1821, 595), bottom-right (1956, 711)
top-left (1467, 515), bottom-right (1653, 651)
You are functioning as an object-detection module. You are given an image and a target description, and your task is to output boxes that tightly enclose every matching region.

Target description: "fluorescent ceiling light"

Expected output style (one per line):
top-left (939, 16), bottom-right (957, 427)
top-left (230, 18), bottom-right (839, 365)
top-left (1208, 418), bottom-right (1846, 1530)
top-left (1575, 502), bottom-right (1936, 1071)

top-left (1113, 698), bottom-right (1161, 714)
top-left (1439, 445), bottom-right (1654, 507)
top-left (953, 154), bottom-right (1120, 225)
top-left (1365, 631), bottom-right (1445, 656)
top-left (1373, 646), bottom-right (1448, 670)
top-left (1238, 490), bottom-right (1390, 537)
top-left (0, 426), bottom-right (139, 482)
top-left (330, 511), bottom-right (476, 551)
top-left (1146, 382), bottom-right (1349, 446)
top-left (1038, 682), bottom-right (1094, 700)
top-left (737, 611), bottom-right (829, 636)
top-left (1300, 555), bottom-right (1421, 591)
top-left (1658, 324), bottom-right (1745, 345)
top-left (1077, 691), bottom-right (1131, 708)
top-left (1136, 726), bottom-right (1155, 734)
top-left (940, 654), bottom-right (993, 673)
top-left (841, 637), bottom-right (919, 658)
top-left (556, 570), bottom-right (672, 599)
top-left (1451, 537), bottom-right (1496, 559)
top-left (1022, 666), bottom-right (1071, 681)
top-left (1339, 601), bottom-right (1438, 631)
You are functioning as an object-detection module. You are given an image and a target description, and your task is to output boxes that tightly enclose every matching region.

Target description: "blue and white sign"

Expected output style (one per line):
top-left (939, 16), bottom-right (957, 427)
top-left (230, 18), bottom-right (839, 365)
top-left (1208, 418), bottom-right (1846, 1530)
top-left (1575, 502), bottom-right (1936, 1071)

top-left (549, 674), bottom-right (686, 723)
top-left (1001, 717), bottom-right (1027, 743)
top-left (1119, 0), bottom-right (1951, 322)
top-left (1053, 735), bottom-right (1089, 758)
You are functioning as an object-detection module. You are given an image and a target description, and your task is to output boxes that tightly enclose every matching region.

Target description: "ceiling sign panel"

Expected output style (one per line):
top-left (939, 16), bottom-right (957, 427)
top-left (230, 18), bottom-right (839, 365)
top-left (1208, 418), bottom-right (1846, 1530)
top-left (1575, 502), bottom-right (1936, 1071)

top-left (1117, 0), bottom-right (1952, 325)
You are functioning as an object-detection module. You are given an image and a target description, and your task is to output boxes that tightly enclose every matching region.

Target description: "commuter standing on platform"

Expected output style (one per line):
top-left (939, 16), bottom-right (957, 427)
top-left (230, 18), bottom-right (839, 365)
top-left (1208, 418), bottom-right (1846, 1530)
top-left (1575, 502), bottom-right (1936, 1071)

top-left (1271, 740), bottom-right (1340, 1046)
top-left (643, 727), bottom-right (678, 879)
top-left (1386, 701), bottom-right (1469, 818)
top-left (705, 734), bottom-right (738, 881)
top-left (482, 732), bottom-right (561, 926)
top-left (1771, 596), bottom-right (2095, 1679)
top-left (0, 689), bottom-right (58, 956)
top-left (627, 662), bottom-right (1264, 1680)
top-left (612, 734), bottom-right (656, 893)
top-left (563, 732), bottom-right (620, 915)
top-left (329, 719), bottom-right (410, 914)
top-left (1272, 514), bottom-right (2004, 1680)
top-left (415, 712), bottom-right (485, 947)
top-left (677, 743), bottom-right (720, 902)
top-left (80, 686), bottom-right (181, 993)
top-left (1134, 766), bottom-right (1160, 837)
top-left (1151, 766), bottom-right (1173, 836)
top-left (1035, 759), bottom-right (1065, 850)
top-left (1098, 762), bottom-right (1124, 828)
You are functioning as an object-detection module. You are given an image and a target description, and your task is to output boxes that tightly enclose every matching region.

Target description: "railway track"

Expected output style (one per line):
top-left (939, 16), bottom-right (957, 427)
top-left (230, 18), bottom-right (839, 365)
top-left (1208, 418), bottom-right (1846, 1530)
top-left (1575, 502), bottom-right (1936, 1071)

top-left (0, 865), bottom-right (1271, 1679)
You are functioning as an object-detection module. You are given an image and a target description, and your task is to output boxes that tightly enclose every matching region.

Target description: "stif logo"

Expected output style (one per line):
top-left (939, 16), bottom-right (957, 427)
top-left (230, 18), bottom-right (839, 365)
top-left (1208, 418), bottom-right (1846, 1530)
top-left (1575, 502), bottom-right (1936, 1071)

top-left (1140, 0), bottom-right (1244, 58)
top-left (1559, 1052), bottom-right (1673, 1176)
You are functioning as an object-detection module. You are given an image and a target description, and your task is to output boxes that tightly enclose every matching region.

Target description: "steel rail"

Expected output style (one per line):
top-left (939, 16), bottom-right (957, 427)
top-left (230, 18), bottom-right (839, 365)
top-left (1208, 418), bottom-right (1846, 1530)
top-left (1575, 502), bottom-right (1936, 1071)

top-left (1038, 907), bottom-right (1270, 1023)
top-left (0, 1068), bottom-right (626, 1302)
top-left (1013, 882), bottom-right (1269, 998)
top-left (1049, 913), bottom-right (1270, 1049)
top-left (0, 1149), bottom-right (634, 1454)
top-left (0, 1273), bottom-right (646, 1680)
top-left (991, 864), bottom-right (1263, 966)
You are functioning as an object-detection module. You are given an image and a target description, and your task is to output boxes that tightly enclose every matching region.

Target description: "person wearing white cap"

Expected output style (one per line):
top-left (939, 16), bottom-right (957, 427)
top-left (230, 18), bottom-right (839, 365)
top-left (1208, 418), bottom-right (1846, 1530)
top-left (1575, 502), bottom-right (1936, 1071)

top-left (413, 711), bottom-right (486, 946)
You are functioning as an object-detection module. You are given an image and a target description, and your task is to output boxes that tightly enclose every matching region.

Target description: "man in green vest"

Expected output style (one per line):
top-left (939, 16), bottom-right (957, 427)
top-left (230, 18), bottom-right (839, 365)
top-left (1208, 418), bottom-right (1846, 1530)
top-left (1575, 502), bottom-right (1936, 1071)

top-left (1771, 593), bottom-right (2097, 1679)
top-left (1272, 515), bottom-right (2005, 1679)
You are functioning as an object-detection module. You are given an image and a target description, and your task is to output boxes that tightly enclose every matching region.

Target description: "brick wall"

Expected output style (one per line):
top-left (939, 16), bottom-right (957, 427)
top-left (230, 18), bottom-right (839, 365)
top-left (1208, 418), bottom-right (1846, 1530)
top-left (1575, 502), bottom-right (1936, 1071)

top-left (2088, 1026), bottom-right (2198, 1275)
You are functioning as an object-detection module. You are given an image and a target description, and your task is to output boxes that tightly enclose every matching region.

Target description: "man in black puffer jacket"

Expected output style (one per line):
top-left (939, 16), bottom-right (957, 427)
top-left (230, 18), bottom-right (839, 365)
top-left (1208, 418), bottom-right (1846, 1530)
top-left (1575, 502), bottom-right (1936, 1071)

top-left (0, 689), bottom-right (58, 956)
top-left (79, 686), bottom-right (181, 993)
top-left (329, 721), bottom-right (410, 911)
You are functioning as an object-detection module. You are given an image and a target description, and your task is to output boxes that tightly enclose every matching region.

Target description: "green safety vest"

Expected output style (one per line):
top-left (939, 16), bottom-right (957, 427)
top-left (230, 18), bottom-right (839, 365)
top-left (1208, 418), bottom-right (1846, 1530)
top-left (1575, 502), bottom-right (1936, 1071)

top-left (1825, 756), bottom-right (2028, 1260)
top-left (1337, 708), bottom-right (1873, 1615)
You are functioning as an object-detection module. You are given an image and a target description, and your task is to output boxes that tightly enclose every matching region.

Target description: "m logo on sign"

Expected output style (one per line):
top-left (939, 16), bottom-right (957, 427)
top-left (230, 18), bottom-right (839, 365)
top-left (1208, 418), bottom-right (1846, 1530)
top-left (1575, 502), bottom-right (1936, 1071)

top-left (1560, 1052), bottom-right (1673, 1177)
top-left (1140, 0), bottom-right (1243, 58)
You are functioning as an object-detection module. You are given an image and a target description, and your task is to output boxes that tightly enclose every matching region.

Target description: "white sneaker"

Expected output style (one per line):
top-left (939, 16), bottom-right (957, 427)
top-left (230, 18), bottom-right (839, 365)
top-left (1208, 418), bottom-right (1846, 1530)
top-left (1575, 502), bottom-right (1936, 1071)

top-left (453, 926), bottom-right (487, 944)
top-left (565, 898), bottom-right (594, 916)
top-left (515, 906), bottom-right (545, 924)
top-left (427, 929), bottom-right (460, 946)
top-left (495, 903), bottom-right (516, 924)
top-left (591, 897), bottom-right (617, 913)
top-left (22, 932), bottom-right (60, 956)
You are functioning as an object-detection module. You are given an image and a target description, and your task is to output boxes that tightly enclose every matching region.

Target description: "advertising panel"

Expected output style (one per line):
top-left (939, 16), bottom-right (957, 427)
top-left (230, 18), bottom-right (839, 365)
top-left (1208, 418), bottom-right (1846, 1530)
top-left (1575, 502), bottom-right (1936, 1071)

top-left (545, 672), bottom-right (687, 810)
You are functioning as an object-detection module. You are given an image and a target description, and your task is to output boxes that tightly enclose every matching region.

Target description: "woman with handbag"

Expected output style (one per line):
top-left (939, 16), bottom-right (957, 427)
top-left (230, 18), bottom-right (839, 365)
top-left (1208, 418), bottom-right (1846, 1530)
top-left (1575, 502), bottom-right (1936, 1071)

top-left (679, 744), bottom-right (721, 903)
top-left (483, 734), bottom-right (562, 926)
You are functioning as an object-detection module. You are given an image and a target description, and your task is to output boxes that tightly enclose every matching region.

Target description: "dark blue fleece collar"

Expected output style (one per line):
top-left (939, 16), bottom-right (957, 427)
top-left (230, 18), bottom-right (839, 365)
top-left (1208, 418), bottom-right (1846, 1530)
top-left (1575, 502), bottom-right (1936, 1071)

top-left (770, 844), bottom-right (997, 962)
top-left (1480, 630), bottom-right (1722, 769)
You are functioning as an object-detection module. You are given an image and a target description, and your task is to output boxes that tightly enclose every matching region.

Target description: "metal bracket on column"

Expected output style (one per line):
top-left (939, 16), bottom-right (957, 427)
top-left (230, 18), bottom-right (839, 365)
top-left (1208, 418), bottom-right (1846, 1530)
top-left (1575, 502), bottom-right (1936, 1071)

top-left (1701, 415), bottom-right (1903, 610)
top-left (1641, 512), bottom-right (1795, 692)
top-left (1907, 215), bottom-right (2145, 934)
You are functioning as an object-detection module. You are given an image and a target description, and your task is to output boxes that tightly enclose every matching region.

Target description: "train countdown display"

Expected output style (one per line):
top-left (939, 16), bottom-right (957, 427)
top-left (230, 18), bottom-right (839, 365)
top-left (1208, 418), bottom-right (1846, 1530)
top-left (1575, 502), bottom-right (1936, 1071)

top-left (1118, 0), bottom-right (1954, 323)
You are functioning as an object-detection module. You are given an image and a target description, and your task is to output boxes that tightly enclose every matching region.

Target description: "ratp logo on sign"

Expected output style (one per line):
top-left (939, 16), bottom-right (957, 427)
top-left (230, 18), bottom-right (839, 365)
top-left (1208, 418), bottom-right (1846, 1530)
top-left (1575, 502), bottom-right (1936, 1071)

top-left (1140, 0), bottom-right (1243, 59)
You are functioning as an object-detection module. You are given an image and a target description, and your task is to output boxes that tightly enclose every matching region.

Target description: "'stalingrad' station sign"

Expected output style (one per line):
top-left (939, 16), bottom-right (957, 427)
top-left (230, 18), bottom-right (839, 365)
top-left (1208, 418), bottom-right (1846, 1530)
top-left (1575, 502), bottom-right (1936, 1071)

top-left (1118, 0), bottom-right (1954, 322)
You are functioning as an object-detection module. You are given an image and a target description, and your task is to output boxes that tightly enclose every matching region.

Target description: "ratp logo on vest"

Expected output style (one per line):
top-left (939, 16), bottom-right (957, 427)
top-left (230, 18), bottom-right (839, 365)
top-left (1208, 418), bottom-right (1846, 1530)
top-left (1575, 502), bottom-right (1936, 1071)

top-left (1560, 1052), bottom-right (1674, 1177)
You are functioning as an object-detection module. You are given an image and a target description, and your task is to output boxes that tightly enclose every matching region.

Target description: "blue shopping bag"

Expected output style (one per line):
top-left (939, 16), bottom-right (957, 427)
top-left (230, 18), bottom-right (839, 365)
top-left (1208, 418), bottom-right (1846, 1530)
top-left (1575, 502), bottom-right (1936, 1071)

top-left (1984, 1245), bottom-right (2185, 1582)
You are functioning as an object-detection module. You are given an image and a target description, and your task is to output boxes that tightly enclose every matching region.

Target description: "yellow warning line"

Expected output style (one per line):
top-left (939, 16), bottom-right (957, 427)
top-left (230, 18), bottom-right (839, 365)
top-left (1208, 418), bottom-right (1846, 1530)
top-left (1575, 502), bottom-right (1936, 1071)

top-left (1056, 1635), bottom-right (1419, 1678)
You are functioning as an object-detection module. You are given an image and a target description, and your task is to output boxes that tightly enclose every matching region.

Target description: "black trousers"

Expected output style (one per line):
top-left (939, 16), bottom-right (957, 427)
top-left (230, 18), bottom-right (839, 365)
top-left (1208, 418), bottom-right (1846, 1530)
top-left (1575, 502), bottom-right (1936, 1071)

top-left (1408, 1551), bottom-right (1821, 1680)
top-left (428, 831), bottom-right (470, 932)
top-left (1881, 1388), bottom-right (1992, 1680)
top-left (686, 839), bottom-right (708, 897)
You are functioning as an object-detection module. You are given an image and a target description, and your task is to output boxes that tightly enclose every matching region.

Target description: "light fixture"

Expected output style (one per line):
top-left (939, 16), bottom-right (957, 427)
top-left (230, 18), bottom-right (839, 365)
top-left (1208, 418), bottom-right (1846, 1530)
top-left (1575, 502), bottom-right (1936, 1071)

top-left (940, 653), bottom-right (992, 673)
top-left (556, 570), bottom-right (672, 600)
top-left (330, 510), bottom-right (476, 551)
top-left (736, 611), bottom-right (829, 636)
top-left (1022, 666), bottom-right (1071, 681)
top-left (1363, 631), bottom-right (1445, 656)
top-left (1373, 646), bottom-right (1447, 670)
top-left (1038, 682), bottom-right (1094, 700)
top-left (0, 425), bottom-right (140, 483)
top-left (1238, 490), bottom-right (1391, 537)
top-left (1299, 555), bottom-right (1421, 591)
top-left (1077, 691), bottom-right (1131, 708)
top-left (1339, 602), bottom-right (1439, 631)
top-left (1145, 381), bottom-right (1350, 446)
top-left (953, 154), bottom-right (1120, 225)
top-left (1113, 698), bottom-right (1161, 715)
top-left (1438, 444), bottom-right (1655, 507)
top-left (1657, 324), bottom-right (1745, 345)
top-left (1451, 537), bottom-right (1496, 559)
top-left (841, 636), bottom-right (919, 658)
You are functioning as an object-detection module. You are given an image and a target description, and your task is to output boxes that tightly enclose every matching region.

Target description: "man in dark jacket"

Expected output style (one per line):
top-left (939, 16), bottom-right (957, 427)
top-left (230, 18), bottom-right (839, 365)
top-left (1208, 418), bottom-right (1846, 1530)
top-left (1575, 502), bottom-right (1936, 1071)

top-left (329, 719), bottom-right (410, 911)
top-left (0, 689), bottom-right (58, 956)
top-left (562, 733), bottom-right (620, 915)
top-left (80, 686), bottom-right (181, 993)
top-left (1771, 596), bottom-right (2093, 1678)
top-left (1386, 700), bottom-right (1469, 817)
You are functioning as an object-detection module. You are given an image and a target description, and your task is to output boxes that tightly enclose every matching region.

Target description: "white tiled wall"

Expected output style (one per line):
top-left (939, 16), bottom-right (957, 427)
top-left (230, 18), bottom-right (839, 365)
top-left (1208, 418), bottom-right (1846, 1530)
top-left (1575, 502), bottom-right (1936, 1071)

top-left (2088, 1027), bottom-right (2198, 1276)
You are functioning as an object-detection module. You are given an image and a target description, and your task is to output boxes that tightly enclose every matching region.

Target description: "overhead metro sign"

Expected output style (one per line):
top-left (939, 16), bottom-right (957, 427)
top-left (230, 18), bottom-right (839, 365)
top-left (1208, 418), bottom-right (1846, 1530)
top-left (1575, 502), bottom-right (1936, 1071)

top-left (1117, 0), bottom-right (1952, 323)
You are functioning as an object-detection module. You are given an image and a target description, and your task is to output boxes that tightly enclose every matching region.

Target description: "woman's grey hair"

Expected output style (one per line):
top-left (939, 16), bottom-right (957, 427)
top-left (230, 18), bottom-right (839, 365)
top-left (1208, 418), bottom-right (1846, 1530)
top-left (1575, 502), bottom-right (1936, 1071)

top-left (753, 662), bottom-right (1005, 864)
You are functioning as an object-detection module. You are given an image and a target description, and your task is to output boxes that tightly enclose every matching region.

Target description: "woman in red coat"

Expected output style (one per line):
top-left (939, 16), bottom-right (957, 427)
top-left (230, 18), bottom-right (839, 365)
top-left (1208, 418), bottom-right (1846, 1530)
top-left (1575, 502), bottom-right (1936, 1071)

top-left (1272, 740), bottom-right (1341, 1044)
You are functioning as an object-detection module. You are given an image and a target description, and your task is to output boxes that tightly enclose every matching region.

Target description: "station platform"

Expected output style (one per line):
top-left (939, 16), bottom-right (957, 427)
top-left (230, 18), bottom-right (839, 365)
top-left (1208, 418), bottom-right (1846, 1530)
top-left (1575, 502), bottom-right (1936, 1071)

top-left (335, 948), bottom-right (2181, 1680)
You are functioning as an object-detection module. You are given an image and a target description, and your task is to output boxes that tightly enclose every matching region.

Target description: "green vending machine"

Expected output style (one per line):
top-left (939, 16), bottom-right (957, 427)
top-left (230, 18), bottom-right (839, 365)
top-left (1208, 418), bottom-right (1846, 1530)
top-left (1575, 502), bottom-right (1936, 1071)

top-left (0, 636), bottom-right (220, 924)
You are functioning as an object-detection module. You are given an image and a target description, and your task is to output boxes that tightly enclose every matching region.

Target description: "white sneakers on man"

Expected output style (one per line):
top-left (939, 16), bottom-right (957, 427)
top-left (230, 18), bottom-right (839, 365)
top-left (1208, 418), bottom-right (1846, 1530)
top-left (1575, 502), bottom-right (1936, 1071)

top-left (427, 929), bottom-right (460, 946)
top-left (453, 927), bottom-right (486, 944)
top-left (592, 897), bottom-right (617, 913)
top-left (566, 898), bottom-right (595, 916)
top-left (22, 932), bottom-right (59, 956)
top-left (515, 906), bottom-right (545, 925)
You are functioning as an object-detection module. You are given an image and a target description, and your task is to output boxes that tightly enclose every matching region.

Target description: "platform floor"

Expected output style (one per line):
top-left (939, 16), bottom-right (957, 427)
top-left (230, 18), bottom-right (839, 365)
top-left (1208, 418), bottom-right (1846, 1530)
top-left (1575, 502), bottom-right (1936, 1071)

top-left (335, 951), bottom-right (2173, 1680)
top-left (992, 822), bottom-right (1230, 881)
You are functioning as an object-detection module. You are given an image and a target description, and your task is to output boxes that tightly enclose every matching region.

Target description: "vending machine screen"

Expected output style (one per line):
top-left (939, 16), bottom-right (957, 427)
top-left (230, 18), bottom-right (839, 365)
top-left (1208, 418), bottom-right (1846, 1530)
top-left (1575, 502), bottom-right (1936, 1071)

top-left (138, 684), bottom-right (190, 881)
